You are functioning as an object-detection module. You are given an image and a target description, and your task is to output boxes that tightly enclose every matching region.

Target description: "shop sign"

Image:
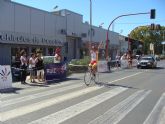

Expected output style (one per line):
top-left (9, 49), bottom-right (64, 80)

top-left (0, 32), bottom-right (63, 46)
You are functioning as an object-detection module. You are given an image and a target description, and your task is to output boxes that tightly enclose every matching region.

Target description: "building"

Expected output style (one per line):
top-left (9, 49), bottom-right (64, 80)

top-left (0, 0), bottom-right (128, 65)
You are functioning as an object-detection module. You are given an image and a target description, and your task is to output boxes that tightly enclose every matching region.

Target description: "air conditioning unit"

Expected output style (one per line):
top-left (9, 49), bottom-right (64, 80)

top-left (72, 32), bottom-right (77, 36)
top-left (81, 33), bottom-right (87, 38)
top-left (60, 29), bottom-right (66, 35)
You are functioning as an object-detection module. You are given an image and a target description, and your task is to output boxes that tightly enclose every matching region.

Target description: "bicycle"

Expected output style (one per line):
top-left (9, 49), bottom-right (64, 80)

top-left (84, 66), bottom-right (99, 86)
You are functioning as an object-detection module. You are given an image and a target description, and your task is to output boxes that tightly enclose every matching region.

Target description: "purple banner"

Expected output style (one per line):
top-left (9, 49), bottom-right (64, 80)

top-left (44, 62), bottom-right (67, 81)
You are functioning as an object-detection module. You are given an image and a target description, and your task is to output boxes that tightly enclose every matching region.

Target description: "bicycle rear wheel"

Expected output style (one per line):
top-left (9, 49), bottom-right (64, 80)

top-left (84, 71), bottom-right (92, 86)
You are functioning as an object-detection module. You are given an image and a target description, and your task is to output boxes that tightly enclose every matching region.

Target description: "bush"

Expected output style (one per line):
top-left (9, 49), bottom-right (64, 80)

top-left (69, 56), bottom-right (90, 65)
top-left (68, 56), bottom-right (90, 73)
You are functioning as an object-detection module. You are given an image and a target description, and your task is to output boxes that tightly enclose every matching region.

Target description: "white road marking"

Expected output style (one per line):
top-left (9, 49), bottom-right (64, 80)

top-left (1, 84), bottom-right (82, 107)
top-left (143, 93), bottom-right (165, 124)
top-left (0, 86), bottom-right (101, 121)
top-left (29, 87), bottom-right (128, 124)
top-left (1, 81), bottom-right (77, 99)
top-left (89, 90), bottom-right (151, 124)
top-left (108, 72), bottom-right (142, 84)
top-left (0, 72), bottom-right (142, 122)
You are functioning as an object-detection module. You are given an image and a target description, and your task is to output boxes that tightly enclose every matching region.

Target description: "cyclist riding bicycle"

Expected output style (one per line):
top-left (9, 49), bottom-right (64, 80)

top-left (89, 45), bottom-right (98, 76)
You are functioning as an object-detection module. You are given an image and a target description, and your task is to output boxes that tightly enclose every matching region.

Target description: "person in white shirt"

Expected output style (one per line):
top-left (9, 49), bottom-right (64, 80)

top-left (29, 53), bottom-right (36, 83)
top-left (89, 45), bottom-right (98, 76)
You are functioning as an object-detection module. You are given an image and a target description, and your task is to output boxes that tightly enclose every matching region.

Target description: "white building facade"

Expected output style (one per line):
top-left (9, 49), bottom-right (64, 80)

top-left (0, 0), bottom-right (128, 65)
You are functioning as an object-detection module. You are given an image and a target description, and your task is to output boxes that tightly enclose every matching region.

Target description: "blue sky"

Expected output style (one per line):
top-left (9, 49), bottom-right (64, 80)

top-left (12, 0), bottom-right (165, 36)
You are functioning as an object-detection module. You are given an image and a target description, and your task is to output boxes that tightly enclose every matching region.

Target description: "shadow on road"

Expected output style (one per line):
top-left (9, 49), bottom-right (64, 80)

top-left (96, 82), bottom-right (137, 89)
top-left (0, 87), bottom-right (24, 94)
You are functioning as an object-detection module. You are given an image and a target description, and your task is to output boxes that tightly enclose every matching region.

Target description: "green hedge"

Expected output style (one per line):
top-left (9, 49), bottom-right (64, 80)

top-left (68, 56), bottom-right (90, 73)
top-left (69, 56), bottom-right (90, 65)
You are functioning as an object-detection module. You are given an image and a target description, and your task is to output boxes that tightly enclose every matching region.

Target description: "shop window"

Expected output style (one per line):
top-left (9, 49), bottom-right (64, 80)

top-left (11, 47), bottom-right (28, 67)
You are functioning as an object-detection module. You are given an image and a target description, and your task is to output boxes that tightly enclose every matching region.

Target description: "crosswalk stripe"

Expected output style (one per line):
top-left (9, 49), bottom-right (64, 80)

top-left (143, 93), bottom-right (165, 124)
top-left (0, 72), bottom-right (142, 122)
top-left (1, 81), bottom-right (78, 99)
top-left (2, 72), bottom-right (142, 106)
top-left (108, 72), bottom-right (142, 84)
top-left (28, 87), bottom-right (128, 124)
top-left (1, 72), bottom-right (142, 99)
top-left (88, 90), bottom-right (151, 124)
top-left (0, 85), bottom-right (102, 121)
top-left (1, 84), bottom-right (82, 107)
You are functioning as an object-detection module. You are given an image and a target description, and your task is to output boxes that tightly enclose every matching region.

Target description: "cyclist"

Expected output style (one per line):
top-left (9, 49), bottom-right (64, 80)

top-left (89, 45), bottom-right (98, 76)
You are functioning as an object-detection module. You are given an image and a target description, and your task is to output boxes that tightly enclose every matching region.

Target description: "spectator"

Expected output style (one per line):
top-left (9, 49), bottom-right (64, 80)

top-left (54, 47), bottom-right (62, 63)
top-left (20, 50), bottom-right (28, 84)
top-left (115, 54), bottom-right (120, 68)
top-left (29, 53), bottom-right (36, 83)
top-left (127, 52), bottom-right (132, 68)
top-left (35, 53), bottom-right (44, 82)
top-left (106, 56), bottom-right (111, 72)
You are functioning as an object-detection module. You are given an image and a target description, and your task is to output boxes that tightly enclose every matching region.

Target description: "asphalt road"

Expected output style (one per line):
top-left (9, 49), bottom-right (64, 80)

top-left (1, 60), bottom-right (165, 124)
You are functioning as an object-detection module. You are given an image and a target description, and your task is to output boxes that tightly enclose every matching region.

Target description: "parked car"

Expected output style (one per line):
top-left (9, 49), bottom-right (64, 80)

top-left (137, 56), bottom-right (157, 69)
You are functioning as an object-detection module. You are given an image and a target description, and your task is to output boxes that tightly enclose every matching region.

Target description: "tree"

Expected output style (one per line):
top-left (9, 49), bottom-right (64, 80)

top-left (129, 25), bottom-right (165, 54)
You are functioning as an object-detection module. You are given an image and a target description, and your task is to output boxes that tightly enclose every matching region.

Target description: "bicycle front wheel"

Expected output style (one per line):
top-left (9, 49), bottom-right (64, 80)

top-left (84, 71), bottom-right (92, 86)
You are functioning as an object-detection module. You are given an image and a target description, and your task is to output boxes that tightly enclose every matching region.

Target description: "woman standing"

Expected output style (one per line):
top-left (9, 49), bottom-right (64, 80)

top-left (35, 53), bottom-right (44, 82)
top-left (54, 47), bottom-right (62, 63)
top-left (29, 53), bottom-right (36, 83)
top-left (20, 50), bottom-right (28, 84)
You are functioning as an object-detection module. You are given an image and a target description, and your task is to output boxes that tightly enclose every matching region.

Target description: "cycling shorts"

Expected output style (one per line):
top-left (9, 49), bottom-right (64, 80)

top-left (89, 60), bottom-right (97, 69)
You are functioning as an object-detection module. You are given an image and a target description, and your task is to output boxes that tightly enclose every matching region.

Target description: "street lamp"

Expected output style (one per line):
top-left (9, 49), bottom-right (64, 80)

top-left (53, 5), bottom-right (58, 10)
top-left (65, 12), bottom-right (71, 36)
top-left (89, 0), bottom-right (92, 47)
top-left (99, 22), bottom-right (104, 28)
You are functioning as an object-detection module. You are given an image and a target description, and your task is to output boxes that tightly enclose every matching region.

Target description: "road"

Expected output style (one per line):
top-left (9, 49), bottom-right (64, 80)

top-left (1, 60), bottom-right (165, 124)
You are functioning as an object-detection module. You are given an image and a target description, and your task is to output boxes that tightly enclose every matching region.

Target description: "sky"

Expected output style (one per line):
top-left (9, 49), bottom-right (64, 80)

top-left (12, 0), bottom-right (165, 36)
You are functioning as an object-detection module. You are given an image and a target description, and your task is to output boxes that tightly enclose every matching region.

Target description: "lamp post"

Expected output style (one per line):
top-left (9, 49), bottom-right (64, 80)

top-left (53, 5), bottom-right (58, 10)
top-left (119, 30), bottom-right (123, 55)
top-left (99, 22), bottom-right (104, 28)
top-left (65, 12), bottom-right (71, 57)
top-left (89, 0), bottom-right (92, 47)
top-left (162, 30), bottom-right (165, 55)
top-left (65, 13), bottom-right (71, 36)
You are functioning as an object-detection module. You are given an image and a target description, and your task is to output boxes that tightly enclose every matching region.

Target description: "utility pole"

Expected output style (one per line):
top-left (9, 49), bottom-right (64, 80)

top-left (89, 0), bottom-right (92, 47)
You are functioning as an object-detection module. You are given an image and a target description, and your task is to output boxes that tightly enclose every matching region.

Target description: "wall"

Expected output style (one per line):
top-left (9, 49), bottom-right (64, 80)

top-left (0, 0), bottom-right (65, 43)
top-left (0, 45), bottom-right (11, 65)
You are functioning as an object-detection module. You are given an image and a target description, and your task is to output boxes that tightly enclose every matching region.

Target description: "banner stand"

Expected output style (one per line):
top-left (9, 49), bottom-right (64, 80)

top-left (0, 65), bottom-right (12, 92)
top-left (44, 62), bottom-right (67, 83)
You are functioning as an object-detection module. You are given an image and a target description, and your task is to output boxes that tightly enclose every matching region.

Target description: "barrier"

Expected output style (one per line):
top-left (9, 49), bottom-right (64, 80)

top-left (44, 62), bottom-right (67, 82)
top-left (120, 60), bottom-right (128, 69)
top-left (0, 65), bottom-right (12, 90)
top-left (97, 61), bottom-right (108, 72)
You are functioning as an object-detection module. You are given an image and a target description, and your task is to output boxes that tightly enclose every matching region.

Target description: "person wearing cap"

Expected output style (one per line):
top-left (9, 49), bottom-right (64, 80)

top-left (54, 47), bottom-right (62, 63)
